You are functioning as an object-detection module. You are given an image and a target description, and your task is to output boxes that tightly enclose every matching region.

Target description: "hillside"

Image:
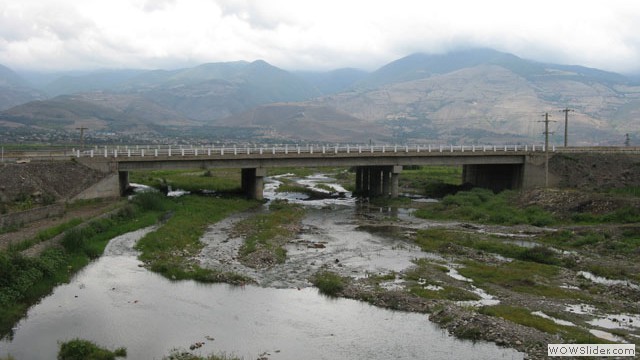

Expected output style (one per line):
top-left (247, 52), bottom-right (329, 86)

top-left (2, 49), bottom-right (640, 144)
top-left (0, 64), bottom-right (44, 111)
top-left (215, 103), bottom-right (390, 142)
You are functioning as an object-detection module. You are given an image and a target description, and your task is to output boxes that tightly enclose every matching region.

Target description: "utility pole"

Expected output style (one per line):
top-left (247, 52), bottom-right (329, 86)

top-left (560, 108), bottom-right (573, 147)
top-left (539, 113), bottom-right (556, 188)
top-left (76, 127), bottom-right (87, 150)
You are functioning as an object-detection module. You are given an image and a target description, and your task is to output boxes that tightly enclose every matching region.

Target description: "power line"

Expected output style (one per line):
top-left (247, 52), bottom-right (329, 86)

top-left (538, 113), bottom-right (557, 187)
top-left (560, 108), bottom-right (574, 147)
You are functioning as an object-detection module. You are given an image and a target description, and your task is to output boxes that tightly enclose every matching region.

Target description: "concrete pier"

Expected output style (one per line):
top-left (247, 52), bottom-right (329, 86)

top-left (354, 165), bottom-right (401, 198)
top-left (241, 168), bottom-right (266, 200)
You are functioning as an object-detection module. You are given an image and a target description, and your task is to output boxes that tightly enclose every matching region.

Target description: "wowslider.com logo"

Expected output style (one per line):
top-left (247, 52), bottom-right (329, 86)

top-left (548, 344), bottom-right (635, 357)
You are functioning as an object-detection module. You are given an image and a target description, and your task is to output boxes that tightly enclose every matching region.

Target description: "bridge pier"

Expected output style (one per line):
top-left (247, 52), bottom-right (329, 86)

top-left (241, 168), bottom-right (266, 200)
top-left (118, 171), bottom-right (129, 196)
top-left (354, 166), bottom-right (401, 198)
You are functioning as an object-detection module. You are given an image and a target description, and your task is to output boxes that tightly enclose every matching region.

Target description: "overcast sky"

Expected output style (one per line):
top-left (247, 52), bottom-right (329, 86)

top-left (1, 0), bottom-right (640, 74)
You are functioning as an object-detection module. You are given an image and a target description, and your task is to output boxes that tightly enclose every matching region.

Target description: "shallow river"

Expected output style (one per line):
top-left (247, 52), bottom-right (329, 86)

top-left (0, 175), bottom-right (524, 360)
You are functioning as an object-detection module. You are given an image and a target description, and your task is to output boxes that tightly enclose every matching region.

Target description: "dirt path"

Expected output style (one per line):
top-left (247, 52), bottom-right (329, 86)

top-left (0, 200), bottom-right (124, 251)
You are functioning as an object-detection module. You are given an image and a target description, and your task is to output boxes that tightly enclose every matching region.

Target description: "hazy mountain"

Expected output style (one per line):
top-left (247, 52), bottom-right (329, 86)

top-left (295, 68), bottom-right (369, 94)
top-left (316, 50), bottom-right (640, 145)
top-left (355, 48), bottom-right (629, 89)
top-left (43, 69), bottom-right (146, 97)
top-left (214, 103), bottom-right (390, 142)
top-left (0, 92), bottom-right (198, 133)
top-left (0, 64), bottom-right (45, 110)
top-left (2, 49), bottom-right (640, 144)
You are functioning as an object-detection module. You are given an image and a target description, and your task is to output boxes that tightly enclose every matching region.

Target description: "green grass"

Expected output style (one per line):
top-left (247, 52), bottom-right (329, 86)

top-left (414, 189), bottom-right (555, 226)
top-left (479, 305), bottom-right (608, 343)
top-left (458, 260), bottom-right (587, 299)
top-left (58, 339), bottom-right (126, 360)
top-left (414, 229), bottom-right (562, 265)
top-left (7, 218), bottom-right (83, 252)
top-left (135, 195), bottom-right (256, 283)
top-left (129, 169), bottom-right (241, 193)
top-left (312, 271), bottom-right (347, 296)
top-left (236, 200), bottom-right (305, 265)
top-left (0, 197), bottom-right (165, 338)
top-left (399, 166), bottom-right (462, 195)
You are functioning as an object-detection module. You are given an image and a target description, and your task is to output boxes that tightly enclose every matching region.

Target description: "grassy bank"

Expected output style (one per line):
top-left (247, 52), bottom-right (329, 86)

top-left (0, 197), bottom-right (163, 338)
top-left (414, 188), bottom-right (555, 226)
top-left (135, 195), bottom-right (257, 283)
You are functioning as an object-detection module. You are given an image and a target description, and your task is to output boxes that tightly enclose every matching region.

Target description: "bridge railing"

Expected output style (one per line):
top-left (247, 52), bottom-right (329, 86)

top-left (4, 144), bottom-right (638, 162)
top-left (70, 143), bottom-right (558, 159)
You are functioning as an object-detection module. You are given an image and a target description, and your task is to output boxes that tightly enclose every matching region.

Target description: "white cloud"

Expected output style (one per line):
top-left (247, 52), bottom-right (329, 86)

top-left (1, 0), bottom-right (639, 73)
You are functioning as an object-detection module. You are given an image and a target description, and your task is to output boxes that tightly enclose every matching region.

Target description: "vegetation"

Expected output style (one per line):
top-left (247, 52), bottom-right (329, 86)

top-left (399, 165), bottom-right (462, 196)
top-left (7, 218), bottom-right (83, 252)
top-left (129, 169), bottom-right (241, 193)
top-left (479, 305), bottom-right (605, 344)
top-left (414, 188), bottom-right (555, 226)
top-left (458, 260), bottom-right (587, 300)
top-left (236, 200), bottom-right (305, 266)
top-left (135, 194), bottom-right (256, 283)
top-left (0, 196), bottom-right (164, 337)
top-left (163, 350), bottom-right (241, 360)
top-left (312, 271), bottom-right (347, 296)
top-left (58, 339), bottom-right (126, 360)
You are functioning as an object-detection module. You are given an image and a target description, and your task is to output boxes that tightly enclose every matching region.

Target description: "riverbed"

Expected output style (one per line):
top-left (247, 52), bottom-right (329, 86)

top-left (0, 174), bottom-right (524, 360)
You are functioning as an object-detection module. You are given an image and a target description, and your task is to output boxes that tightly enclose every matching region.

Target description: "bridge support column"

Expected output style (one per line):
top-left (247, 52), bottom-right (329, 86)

top-left (118, 171), bottom-right (129, 196)
top-left (241, 168), bottom-right (265, 200)
top-left (355, 167), bottom-right (364, 195)
top-left (354, 166), bottom-right (401, 198)
top-left (391, 165), bottom-right (401, 198)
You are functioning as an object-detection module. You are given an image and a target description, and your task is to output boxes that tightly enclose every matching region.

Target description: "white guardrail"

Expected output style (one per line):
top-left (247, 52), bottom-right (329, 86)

top-left (70, 144), bottom-right (559, 159)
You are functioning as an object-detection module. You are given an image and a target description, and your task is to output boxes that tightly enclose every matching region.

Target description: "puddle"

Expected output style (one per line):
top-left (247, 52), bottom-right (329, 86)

top-left (565, 303), bottom-right (597, 315)
top-left (531, 311), bottom-right (575, 326)
top-left (589, 329), bottom-right (627, 343)
top-left (577, 271), bottom-right (640, 290)
top-left (447, 267), bottom-right (473, 282)
top-left (587, 314), bottom-right (640, 330)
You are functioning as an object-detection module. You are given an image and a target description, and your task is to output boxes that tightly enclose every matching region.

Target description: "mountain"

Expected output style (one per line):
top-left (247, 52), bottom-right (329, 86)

top-left (355, 48), bottom-right (629, 89)
top-left (0, 64), bottom-right (45, 110)
top-left (312, 49), bottom-right (640, 145)
top-left (43, 69), bottom-right (146, 96)
top-left (295, 68), bottom-right (369, 94)
top-left (214, 103), bottom-right (390, 142)
top-left (0, 92), bottom-right (198, 133)
top-left (2, 49), bottom-right (640, 144)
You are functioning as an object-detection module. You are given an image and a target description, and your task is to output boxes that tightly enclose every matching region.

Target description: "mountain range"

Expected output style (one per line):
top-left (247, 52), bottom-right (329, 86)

top-left (1, 48), bottom-right (639, 145)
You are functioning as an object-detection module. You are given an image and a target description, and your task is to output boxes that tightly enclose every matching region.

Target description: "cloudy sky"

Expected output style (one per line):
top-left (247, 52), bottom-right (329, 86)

top-left (1, 0), bottom-right (640, 74)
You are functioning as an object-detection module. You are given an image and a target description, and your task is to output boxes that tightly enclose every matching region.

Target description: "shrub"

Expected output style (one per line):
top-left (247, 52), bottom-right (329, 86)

top-left (312, 271), bottom-right (346, 296)
top-left (58, 339), bottom-right (126, 360)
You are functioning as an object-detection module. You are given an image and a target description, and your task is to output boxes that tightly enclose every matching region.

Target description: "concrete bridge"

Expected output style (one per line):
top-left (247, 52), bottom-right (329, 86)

top-left (6, 144), bottom-right (639, 200)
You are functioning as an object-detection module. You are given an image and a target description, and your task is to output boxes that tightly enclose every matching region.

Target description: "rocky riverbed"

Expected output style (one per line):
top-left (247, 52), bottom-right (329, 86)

top-left (193, 173), bottom-right (640, 360)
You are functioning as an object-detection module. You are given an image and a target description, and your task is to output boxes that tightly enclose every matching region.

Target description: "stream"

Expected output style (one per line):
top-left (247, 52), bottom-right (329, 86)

top-left (0, 174), bottom-right (524, 360)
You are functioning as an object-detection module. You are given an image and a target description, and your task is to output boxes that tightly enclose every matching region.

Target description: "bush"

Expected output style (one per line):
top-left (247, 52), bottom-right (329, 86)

top-left (312, 271), bottom-right (346, 296)
top-left (58, 339), bottom-right (126, 360)
top-left (132, 192), bottom-right (169, 212)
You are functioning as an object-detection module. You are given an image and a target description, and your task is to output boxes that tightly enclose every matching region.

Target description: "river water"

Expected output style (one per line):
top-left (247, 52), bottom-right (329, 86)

top-left (0, 174), bottom-right (524, 360)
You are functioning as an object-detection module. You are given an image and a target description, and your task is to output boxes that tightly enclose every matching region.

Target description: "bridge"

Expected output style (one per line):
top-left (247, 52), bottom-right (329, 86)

top-left (5, 144), bottom-right (640, 200)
